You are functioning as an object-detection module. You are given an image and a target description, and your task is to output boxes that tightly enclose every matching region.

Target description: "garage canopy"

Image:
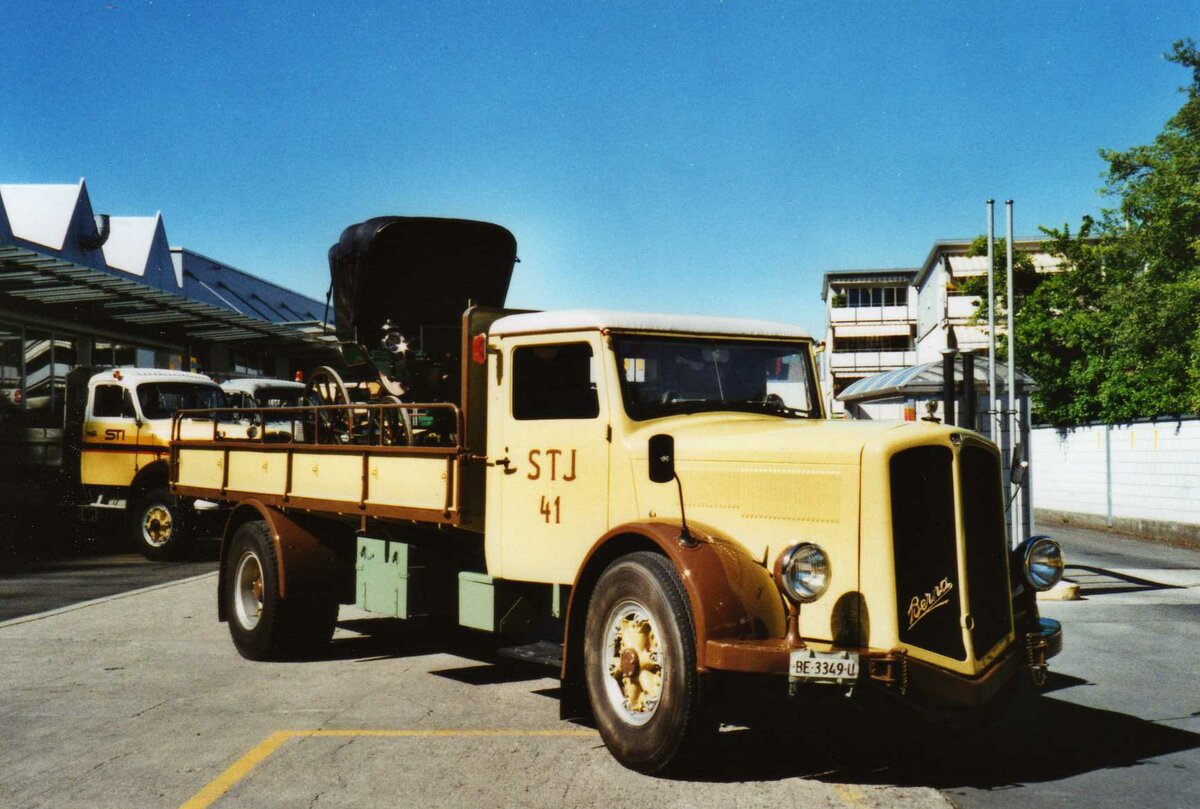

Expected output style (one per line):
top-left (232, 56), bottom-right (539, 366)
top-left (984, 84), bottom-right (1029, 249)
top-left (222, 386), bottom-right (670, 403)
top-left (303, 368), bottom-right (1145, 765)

top-left (0, 243), bottom-right (338, 355)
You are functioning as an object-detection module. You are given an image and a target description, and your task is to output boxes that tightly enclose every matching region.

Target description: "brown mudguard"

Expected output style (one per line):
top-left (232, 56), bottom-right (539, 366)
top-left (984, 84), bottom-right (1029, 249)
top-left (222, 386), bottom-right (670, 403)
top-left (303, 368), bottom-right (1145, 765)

top-left (561, 522), bottom-right (787, 678)
top-left (217, 500), bottom-right (352, 621)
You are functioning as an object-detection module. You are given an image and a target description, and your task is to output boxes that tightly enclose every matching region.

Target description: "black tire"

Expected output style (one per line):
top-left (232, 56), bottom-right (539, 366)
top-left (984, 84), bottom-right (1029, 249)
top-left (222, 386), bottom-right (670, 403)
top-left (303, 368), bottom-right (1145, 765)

top-left (223, 520), bottom-right (338, 661)
top-left (129, 487), bottom-right (191, 560)
top-left (583, 551), bottom-right (714, 774)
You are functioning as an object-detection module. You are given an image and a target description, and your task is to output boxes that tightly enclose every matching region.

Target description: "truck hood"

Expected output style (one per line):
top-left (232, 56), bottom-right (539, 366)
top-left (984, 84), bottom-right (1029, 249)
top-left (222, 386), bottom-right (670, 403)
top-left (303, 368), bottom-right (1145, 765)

top-left (627, 414), bottom-right (954, 467)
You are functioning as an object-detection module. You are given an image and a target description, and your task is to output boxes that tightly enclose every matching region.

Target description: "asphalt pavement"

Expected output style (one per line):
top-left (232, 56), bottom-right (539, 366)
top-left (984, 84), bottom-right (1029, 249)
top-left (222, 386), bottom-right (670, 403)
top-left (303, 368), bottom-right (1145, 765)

top-left (0, 522), bottom-right (1197, 808)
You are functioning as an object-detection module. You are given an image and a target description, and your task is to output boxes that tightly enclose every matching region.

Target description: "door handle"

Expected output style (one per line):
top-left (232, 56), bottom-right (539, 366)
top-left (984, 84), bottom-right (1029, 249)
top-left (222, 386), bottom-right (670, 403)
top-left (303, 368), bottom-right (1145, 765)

top-left (491, 457), bottom-right (517, 475)
top-left (85, 430), bottom-right (97, 437)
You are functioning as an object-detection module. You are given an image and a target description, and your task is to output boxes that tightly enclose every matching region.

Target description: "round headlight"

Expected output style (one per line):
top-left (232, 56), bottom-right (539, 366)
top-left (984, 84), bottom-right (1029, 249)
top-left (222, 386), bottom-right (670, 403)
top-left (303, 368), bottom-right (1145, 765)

top-left (1022, 536), bottom-right (1064, 591)
top-left (775, 543), bottom-right (831, 603)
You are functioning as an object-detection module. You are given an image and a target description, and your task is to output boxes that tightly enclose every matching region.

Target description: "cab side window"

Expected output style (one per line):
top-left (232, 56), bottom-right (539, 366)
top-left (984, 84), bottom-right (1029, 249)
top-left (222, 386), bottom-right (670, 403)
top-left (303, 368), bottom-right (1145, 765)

top-left (512, 343), bottom-right (599, 420)
top-left (93, 385), bottom-right (135, 419)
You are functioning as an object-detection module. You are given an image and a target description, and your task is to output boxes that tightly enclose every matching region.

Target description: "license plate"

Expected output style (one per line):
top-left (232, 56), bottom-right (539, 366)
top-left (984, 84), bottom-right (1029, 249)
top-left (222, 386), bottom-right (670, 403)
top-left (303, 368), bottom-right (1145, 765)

top-left (789, 650), bottom-right (859, 684)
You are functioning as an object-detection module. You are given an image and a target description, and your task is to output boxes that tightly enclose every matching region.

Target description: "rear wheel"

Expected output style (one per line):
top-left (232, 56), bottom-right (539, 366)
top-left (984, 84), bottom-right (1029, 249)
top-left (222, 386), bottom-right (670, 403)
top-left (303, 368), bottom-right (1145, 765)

top-left (130, 487), bottom-right (191, 560)
top-left (223, 520), bottom-right (338, 660)
top-left (583, 552), bottom-right (714, 773)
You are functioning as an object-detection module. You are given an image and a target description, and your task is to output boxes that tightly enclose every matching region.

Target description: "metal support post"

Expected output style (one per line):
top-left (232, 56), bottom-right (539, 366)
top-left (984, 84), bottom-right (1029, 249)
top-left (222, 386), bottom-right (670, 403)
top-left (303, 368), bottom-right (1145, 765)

top-left (1006, 200), bottom-right (1021, 544)
top-left (987, 200), bottom-right (997, 441)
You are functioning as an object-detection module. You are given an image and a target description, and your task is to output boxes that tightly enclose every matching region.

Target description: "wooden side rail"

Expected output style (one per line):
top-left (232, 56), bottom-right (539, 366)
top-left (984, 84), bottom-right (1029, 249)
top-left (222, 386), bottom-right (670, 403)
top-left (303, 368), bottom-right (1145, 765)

top-left (170, 401), bottom-right (468, 526)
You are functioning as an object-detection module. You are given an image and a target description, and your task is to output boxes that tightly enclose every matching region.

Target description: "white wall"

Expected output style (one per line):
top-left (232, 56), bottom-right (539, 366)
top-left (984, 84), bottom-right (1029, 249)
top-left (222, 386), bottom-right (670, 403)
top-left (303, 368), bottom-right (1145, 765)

top-left (1031, 419), bottom-right (1200, 537)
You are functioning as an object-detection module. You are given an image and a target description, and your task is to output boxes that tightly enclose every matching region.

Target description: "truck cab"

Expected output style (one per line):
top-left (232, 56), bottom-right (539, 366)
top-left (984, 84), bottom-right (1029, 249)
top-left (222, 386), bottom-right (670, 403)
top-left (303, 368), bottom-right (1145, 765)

top-left (78, 367), bottom-right (228, 558)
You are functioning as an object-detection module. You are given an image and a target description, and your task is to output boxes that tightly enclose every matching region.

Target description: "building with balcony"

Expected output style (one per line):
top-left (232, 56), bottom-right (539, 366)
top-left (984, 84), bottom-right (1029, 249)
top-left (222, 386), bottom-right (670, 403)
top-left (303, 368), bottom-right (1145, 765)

top-left (819, 268), bottom-right (917, 416)
top-left (913, 238), bottom-right (1063, 363)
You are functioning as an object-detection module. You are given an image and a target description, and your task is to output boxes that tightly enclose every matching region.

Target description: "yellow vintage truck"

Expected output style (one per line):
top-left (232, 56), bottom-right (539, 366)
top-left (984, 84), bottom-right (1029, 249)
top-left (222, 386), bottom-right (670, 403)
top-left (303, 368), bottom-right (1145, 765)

top-left (3, 365), bottom-right (229, 558)
top-left (171, 217), bottom-right (1064, 773)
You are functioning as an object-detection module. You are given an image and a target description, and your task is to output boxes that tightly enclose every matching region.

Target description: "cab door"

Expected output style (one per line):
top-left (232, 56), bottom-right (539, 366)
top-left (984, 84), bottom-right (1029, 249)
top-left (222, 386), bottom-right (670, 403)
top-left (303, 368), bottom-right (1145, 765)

top-left (80, 383), bottom-right (139, 487)
top-left (485, 333), bottom-right (610, 583)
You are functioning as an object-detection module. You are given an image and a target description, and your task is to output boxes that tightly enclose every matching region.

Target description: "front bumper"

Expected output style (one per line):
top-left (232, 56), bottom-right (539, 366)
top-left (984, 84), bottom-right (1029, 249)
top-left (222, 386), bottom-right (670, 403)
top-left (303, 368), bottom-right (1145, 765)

top-left (704, 618), bottom-right (1062, 710)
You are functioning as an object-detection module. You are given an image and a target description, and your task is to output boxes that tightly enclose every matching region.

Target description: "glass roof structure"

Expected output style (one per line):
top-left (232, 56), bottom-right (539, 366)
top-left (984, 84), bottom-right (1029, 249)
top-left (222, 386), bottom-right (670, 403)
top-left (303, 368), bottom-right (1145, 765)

top-left (838, 356), bottom-right (1035, 403)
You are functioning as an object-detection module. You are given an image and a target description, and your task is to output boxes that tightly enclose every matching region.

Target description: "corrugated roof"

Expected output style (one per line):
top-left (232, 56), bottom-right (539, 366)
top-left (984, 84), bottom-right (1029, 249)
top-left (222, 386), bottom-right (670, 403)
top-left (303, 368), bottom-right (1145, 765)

top-left (0, 189), bottom-right (11, 242)
top-left (0, 182), bottom-right (82, 251)
top-left (0, 243), bottom-right (338, 353)
top-left (820, 267), bottom-right (916, 300)
top-left (175, 248), bottom-right (327, 324)
top-left (838, 356), bottom-right (1035, 402)
top-left (103, 214), bottom-right (179, 291)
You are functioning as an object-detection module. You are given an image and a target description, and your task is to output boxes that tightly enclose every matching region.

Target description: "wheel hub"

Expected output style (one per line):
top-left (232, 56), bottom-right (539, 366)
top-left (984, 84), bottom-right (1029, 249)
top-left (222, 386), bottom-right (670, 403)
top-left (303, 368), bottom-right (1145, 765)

top-left (234, 551), bottom-right (265, 630)
top-left (604, 603), bottom-right (664, 724)
top-left (620, 647), bottom-right (640, 678)
top-left (142, 506), bottom-right (173, 547)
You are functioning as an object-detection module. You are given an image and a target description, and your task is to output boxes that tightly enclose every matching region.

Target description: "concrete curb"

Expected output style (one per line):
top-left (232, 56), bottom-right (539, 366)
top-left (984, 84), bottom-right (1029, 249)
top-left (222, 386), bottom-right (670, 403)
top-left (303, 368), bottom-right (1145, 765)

top-left (0, 571), bottom-right (217, 629)
top-left (1038, 579), bottom-right (1081, 601)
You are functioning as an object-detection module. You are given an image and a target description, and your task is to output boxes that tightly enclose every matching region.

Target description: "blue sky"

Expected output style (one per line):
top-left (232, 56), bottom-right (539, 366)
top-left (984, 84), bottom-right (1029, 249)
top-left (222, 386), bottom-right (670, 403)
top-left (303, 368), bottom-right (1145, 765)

top-left (2, 1), bottom-right (1196, 334)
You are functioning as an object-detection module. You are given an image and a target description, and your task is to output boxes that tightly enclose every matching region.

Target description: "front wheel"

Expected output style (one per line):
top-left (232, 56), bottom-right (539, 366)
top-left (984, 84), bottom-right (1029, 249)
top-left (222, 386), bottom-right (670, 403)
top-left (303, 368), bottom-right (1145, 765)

top-left (223, 520), bottom-right (338, 660)
top-left (583, 551), bottom-right (714, 773)
top-left (130, 487), bottom-right (191, 560)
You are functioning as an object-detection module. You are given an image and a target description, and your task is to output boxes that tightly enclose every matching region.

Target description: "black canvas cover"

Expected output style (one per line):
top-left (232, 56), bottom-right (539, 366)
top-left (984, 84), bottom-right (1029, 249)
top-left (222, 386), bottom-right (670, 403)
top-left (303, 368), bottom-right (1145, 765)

top-left (329, 217), bottom-right (517, 346)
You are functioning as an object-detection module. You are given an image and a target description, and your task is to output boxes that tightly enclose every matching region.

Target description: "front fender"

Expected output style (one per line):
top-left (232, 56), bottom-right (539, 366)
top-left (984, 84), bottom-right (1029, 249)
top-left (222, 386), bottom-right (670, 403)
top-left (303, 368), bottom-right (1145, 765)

top-left (561, 522), bottom-right (786, 678)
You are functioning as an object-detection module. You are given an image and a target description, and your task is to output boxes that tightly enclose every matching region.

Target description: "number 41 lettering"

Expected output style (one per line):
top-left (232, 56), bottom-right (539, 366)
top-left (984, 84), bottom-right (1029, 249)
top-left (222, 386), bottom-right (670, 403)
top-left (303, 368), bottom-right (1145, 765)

top-left (539, 495), bottom-right (561, 524)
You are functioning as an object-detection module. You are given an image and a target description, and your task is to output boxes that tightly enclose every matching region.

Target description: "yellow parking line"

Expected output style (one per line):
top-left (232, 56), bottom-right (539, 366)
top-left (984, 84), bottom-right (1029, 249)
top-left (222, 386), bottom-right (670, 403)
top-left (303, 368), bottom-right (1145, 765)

top-left (179, 728), bottom-right (596, 809)
top-left (179, 731), bottom-right (293, 809)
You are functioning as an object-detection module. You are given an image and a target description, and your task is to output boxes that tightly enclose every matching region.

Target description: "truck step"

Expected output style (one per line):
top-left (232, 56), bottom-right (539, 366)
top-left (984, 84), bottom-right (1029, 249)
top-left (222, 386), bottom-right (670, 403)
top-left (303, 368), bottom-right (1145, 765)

top-left (496, 641), bottom-right (563, 669)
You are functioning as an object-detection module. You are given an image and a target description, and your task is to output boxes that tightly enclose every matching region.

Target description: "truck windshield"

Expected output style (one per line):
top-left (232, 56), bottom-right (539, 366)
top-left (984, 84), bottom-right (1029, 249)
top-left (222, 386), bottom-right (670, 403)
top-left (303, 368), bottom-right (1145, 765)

top-left (254, 388), bottom-right (305, 408)
top-left (136, 383), bottom-right (227, 420)
top-left (612, 335), bottom-right (819, 421)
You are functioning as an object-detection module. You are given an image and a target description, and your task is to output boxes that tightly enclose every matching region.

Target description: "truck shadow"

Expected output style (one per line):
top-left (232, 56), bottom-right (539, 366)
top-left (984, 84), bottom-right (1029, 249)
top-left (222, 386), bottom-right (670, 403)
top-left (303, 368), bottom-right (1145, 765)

top-left (306, 618), bottom-right (1200, 790)
top-left (1065, 564), bottom-right (1184, 596)
top-left (314, 616), bottom-right (557, 687)
top-left (674, 675), bottom-right (1200, 788)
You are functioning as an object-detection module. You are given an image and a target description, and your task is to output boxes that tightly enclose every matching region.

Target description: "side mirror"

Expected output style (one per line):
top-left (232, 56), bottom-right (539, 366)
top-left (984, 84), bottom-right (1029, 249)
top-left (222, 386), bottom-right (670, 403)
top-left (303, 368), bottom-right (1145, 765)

top-left (648, 434), bottom-right (675, 484)
top-left (1011, 442), bottom-right (1028, 487)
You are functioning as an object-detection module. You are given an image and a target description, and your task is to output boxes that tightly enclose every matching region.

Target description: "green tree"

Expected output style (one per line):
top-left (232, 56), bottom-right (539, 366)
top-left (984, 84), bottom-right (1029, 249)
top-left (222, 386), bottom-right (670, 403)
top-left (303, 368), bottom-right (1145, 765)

top-left (1011, 39), bottom-right (1200, 425)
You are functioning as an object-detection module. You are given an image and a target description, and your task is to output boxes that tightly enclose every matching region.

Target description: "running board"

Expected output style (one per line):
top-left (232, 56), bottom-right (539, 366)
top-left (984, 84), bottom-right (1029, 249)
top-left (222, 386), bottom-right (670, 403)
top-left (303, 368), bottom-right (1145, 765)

top-left (496, 641), bottom-right (563, 669)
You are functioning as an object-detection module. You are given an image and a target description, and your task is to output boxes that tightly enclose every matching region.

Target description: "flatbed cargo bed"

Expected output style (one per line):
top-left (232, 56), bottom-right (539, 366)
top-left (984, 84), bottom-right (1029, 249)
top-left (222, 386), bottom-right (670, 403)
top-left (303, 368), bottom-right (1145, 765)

top-left (170, 401), bottom-right (467, 527)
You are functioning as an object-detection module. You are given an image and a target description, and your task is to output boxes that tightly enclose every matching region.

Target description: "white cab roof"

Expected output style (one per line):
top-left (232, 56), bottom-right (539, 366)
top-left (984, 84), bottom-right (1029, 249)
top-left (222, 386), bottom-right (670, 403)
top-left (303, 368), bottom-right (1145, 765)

top-left (221, 378), bottom-right (305, 394)
top-left (90, 367), bottom-right (217, 386)
top-left (489, 309), bottom-right (810, 340)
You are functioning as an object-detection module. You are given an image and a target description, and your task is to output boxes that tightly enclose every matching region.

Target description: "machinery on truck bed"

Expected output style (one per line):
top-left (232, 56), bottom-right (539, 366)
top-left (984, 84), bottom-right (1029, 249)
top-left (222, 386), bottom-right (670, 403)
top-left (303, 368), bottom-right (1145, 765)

top-left (171, 217), bottom-right (1066, 773)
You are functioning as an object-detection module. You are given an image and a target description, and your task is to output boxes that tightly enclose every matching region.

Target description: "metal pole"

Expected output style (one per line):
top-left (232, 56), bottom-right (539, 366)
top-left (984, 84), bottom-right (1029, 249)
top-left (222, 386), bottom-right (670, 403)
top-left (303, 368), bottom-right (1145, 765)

top-left (961, 349), bottom-right (976, 431)
top-left (941, 349), bottom-right (957, 426)
top-left (987, 200), bottom-right (996, 441)
top-left (1005, 200), bottom-right (1020, 543)
top-left (1105, 424), bottom-right (1113, 528)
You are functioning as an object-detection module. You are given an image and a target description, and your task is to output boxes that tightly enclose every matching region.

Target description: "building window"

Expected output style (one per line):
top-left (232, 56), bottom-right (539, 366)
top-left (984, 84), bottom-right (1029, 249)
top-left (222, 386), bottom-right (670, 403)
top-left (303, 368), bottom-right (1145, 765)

top-left (844, 287), bottom-right (908, 308)
top-left (512, 343), bottom-right (599, 420)
top-left (232, 350), bottom-right (273, 377)
top-left (95, 342), bottom-right (138, 367)
top-left (0, 327), bottom-right (20, 410)
top-left (833, 335), bottom-right (913, 353)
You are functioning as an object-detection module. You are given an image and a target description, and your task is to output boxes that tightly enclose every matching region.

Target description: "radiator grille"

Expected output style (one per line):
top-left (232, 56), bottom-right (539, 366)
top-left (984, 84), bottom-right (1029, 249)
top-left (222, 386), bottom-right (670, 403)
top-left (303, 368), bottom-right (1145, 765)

top-left (960, 445), bottom-right (1013, 658)
top-left (890, 446), bottom-right (965, 661)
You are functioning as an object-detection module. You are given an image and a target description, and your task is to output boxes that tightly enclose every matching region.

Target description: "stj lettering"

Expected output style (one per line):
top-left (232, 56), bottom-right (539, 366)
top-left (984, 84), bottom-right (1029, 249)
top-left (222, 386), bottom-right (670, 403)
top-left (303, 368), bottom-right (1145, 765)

top-left (527, 448), bottom-right (577, 481)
